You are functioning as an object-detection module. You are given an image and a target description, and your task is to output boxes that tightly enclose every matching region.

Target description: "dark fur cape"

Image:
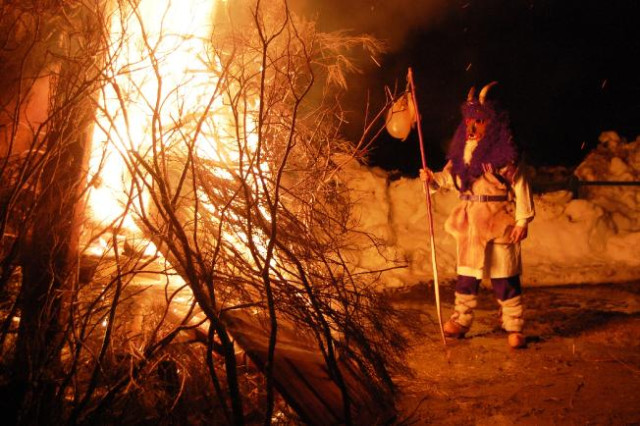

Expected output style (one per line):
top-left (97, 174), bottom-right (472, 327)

top-left (447, 100), bottom-right (519, 192)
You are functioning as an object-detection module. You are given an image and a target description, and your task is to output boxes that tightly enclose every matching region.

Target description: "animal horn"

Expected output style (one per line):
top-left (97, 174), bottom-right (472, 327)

top-left (467, 86), bottom-right (476, 102)
top-left (479, 81), bottom-right (498, 104)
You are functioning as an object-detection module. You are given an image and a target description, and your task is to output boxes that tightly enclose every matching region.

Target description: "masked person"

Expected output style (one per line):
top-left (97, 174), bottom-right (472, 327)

top-left (420, 82), bottom-right (534, 349)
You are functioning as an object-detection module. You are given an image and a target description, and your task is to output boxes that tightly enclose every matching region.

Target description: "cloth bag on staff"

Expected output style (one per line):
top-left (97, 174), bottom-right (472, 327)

top-left (385, 91), bottom-right (415, 141)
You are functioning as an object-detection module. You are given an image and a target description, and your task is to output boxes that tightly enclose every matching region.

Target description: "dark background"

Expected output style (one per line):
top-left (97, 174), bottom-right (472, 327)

top-left (299, 0), bottom-right (640, 174)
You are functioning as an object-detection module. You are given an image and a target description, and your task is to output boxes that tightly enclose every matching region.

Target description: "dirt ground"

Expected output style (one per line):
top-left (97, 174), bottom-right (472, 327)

top-left (389, 281), bottom-right (640, 425)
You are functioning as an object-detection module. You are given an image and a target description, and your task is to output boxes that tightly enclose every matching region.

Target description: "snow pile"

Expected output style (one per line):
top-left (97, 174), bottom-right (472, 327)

top-left (574, 131), bottom-right (640, 233)
top-left (338, 160), bottom-right (461, 287)
top-left (341, 131), bottom-right (640, 288)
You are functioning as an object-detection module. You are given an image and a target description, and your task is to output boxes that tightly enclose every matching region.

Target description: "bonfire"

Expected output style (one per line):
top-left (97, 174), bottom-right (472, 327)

top-left (0, 1), bottom-right (407, 424)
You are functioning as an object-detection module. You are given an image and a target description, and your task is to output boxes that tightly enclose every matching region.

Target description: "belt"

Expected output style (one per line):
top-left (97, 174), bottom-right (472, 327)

top-left (459, 194), bottom-right (509, 202)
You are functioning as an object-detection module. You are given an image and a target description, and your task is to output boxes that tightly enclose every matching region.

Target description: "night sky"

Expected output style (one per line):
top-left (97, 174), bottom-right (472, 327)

top-left (300, 0), bottom-right (640, 174)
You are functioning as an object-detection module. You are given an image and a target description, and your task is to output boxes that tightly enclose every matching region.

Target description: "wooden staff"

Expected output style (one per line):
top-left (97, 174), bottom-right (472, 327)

top-left (407, 68), bottom-right (446, 346)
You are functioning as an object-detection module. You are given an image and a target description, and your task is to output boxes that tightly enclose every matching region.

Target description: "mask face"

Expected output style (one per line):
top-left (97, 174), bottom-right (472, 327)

top-left (465, 117), bottom-right (488, 141)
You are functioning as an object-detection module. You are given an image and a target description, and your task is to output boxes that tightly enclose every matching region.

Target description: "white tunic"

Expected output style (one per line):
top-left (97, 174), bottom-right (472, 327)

top-left (432, 141), bottom-right (535, 279)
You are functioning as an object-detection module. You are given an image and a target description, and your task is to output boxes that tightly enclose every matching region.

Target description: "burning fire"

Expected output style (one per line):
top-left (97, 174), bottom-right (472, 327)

top-left (85, 0), bottom-right (253, 325)
top-left (86, 0), bottom-right (272, 272)
top-left (88, 0), bottom-right (222, 233)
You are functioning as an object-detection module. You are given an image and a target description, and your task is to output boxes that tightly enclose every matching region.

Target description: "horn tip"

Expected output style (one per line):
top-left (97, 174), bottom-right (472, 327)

top-left (479, 81), bottom-right (499, 104)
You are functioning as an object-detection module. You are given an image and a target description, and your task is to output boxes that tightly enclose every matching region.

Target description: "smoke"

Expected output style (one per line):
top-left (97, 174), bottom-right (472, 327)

top-left (286, 0), bottom-right (456, 171)
top-left (290, 0), bottom-right (450, 51)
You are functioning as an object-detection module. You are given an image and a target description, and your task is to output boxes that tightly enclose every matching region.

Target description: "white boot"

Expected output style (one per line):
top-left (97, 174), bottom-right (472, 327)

top-left (444, 292), bottom-right (477, 338)
top-left (498, 296), bottom-right (526, 348)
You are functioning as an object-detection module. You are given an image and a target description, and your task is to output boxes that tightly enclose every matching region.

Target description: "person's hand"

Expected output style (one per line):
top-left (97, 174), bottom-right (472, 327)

top-left (509, 224), bottom-right (528, 243)
top-left (420, 168), bottom-right (434, 182)
top-left (481, 163), bottom-right (495, 174)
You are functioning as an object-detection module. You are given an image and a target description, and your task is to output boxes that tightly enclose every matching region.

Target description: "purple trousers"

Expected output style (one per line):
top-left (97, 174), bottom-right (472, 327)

top-left (456, 275), bottom-right (522, 301)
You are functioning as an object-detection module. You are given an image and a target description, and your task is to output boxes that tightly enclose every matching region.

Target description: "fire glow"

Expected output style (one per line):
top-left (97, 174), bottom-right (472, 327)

top-left (88, 0), bottom-right (240, 233)
top-left (84, 0), bottom-right (269, 324)
top-left (86, 0), bottom-right (275, 275)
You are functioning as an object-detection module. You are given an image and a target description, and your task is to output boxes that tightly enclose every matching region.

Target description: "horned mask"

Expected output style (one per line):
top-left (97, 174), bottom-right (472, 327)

top-left (447, 81), bottom-right (518, 191)
top-left (463, 82), bottom-right (497, 142)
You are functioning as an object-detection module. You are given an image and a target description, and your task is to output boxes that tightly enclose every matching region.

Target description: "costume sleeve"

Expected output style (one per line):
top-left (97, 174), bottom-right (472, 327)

top-left (512, 164), bottom-right (535, 225)
top-left (429, 160), bottom-right (454, 191)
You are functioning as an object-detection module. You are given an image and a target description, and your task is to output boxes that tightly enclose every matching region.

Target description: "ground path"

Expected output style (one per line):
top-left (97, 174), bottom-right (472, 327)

top-left (390, 281), bottom-right (640, 424)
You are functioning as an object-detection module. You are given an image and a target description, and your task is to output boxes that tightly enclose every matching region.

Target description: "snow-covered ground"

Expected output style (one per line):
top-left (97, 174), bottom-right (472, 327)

top-left (341, 131), bottom-right (640, 288)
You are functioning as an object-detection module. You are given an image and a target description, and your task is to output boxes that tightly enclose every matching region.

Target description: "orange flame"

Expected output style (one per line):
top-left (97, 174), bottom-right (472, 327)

top-left (87, 0), bottom-right (272, 268)
top-left (88, 0), bottom-right (220, 232)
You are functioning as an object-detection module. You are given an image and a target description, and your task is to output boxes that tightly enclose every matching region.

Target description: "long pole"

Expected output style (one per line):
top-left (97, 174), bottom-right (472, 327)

top-left (407, 68), bottom-right (446, 346)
